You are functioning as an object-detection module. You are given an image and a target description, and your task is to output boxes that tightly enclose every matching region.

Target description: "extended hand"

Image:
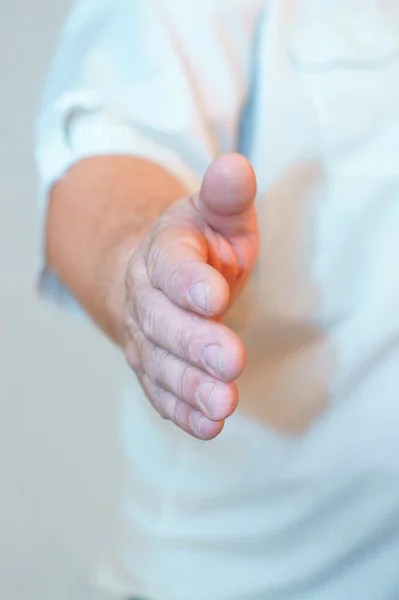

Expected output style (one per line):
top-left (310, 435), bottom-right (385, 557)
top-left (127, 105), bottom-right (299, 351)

top-left (124, 154), bottom-right (259, 439)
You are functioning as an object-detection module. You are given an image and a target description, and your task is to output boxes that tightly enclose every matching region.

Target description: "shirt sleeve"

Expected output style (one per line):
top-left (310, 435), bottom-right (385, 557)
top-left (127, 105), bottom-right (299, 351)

top-left (34, 0), bottom-right (256, 312)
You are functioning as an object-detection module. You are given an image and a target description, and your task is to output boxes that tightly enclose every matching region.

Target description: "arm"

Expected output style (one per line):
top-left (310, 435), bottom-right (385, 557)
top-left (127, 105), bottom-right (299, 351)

top-left (37, 0), bottom-right (258, 439)
top-left (46, 150), bottom-right (258, 441)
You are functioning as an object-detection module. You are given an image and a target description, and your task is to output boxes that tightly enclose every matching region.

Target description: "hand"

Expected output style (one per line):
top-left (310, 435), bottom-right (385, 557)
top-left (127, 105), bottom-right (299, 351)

top-left (123, 153), bottom-right (259, 440)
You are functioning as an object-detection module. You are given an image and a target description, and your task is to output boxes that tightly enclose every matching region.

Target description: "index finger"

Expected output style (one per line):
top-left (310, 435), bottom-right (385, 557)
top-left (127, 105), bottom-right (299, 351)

top-left (145, 226), bottom-right (230, 317)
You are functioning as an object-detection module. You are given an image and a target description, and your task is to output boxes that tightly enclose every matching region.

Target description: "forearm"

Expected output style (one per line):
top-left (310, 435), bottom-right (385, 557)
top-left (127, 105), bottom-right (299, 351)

top-left (46, 155), bottom-right (187, 344)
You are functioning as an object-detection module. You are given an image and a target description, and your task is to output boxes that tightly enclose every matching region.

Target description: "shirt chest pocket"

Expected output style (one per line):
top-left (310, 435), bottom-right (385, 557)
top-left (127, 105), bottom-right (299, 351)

top-left (285, 4), bottom-right (399, 153)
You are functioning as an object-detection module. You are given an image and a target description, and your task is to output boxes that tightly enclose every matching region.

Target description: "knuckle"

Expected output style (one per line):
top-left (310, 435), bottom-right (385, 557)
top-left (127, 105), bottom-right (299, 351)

top-left (131, 327), bottom-right (146, 356)
top-left (175, 317), bottom-right (199, 361)
top-left (126, 256), bottom-right (146, 302)
top-left (123, 299), bottom-right (134, 331)
top-left (139, 292), bottom-right (159, 340)
top-left (176, 362), bottom-right (193, 400)
top-left (138, 372), bottom-right (153, 404)
top-left (123, 296), bottom-right (138, 331)
top-left (172, 398), bottom-right (183, 427)
top-left (146, 238), bottom-right (167, 285)
top-left (128, 289), bottom-right (142, 324)
top-left (147, 236), bottom-right (184, 294)
top-left (145, 249), bottom-right (158, 284)
top-left (155, 350), bottom-right (171, 384)
top-left (125, 320), bottom-right (146, 371)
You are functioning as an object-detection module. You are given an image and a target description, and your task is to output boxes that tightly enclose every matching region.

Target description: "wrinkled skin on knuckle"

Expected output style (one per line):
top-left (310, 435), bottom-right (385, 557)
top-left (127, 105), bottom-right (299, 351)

top-left (175, 361), bottom-right (194, 401)
top-left (151, 348), bottom-right (170, 385)
top-left (137, 290), bottom-right (159, 340)
top-left (172, 397), bottom-right (183, 427)
top-left (128, 327), bottom-right (146, 371)
top-left (174, 314), bottom-right (204, 362)
top-left (145, 244), bottom-right (161, 284)
top-left (125, 259), bottom-right (149, 331)
top-left (145, 229), bottom-right (173, 284)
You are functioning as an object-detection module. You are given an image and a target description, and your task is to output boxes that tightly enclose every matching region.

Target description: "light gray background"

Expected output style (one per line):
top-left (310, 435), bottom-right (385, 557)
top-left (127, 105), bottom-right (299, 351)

top-left (1, 2), bottom-right (123, 598)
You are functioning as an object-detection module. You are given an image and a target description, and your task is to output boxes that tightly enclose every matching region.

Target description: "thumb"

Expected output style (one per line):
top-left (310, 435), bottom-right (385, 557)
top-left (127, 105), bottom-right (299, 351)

top-left (195, 153), bottom-right (258, 239)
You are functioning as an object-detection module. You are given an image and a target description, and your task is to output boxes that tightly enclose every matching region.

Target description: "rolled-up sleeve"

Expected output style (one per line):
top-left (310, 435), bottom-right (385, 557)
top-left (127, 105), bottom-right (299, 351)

top-left (35, 0), bottom-right (252, 311)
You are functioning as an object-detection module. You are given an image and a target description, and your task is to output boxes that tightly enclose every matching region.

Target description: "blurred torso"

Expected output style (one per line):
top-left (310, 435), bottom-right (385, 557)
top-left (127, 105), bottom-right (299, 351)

top-left (98, 2), bottom-right (399, 599)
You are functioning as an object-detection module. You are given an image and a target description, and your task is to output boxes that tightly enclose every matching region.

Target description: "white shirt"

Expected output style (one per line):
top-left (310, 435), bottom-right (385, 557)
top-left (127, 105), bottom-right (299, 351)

top-left (36, 1), bottom-right (399, 599)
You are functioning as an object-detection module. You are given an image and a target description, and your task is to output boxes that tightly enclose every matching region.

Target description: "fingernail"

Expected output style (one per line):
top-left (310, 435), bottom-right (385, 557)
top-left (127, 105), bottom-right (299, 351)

top-left (202, 345), bottom-right (223, 377)
top-left (189, 411), bottom-right (206, 438)
top-left (189, 281), bottom-right (210, 311)
top-left (196, 382), bottom-right (218, 418)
